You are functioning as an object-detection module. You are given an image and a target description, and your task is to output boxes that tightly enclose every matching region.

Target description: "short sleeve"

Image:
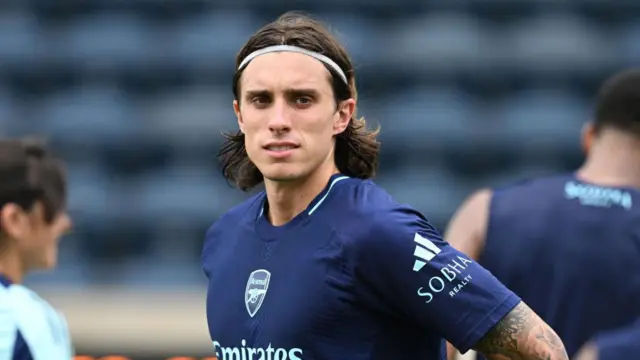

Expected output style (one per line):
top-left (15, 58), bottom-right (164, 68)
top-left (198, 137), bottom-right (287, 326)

top-left (349, 205), bottom-right (521, 353)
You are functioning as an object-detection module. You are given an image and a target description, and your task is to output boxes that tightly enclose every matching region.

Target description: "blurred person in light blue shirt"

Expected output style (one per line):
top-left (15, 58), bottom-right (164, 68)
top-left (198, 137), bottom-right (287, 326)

top-left (0, 138), bottom-right (73, 360)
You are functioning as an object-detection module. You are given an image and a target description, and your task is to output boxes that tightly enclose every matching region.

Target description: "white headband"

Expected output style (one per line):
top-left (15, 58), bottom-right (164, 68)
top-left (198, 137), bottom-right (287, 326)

top-left (237, 45), bottom-right (348, 85)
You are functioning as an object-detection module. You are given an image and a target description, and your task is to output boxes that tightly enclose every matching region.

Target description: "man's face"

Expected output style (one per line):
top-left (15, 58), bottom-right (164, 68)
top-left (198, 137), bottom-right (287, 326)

top-left (2, 202), bottom-right (72, 270)
top-left (234, 52), bottom-right (354, 184)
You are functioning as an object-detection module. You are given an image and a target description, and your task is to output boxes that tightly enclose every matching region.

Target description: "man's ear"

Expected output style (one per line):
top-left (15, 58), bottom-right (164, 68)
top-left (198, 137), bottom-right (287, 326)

top-left (581, 122), bottom-right (596, 155)
top-left (234, 100), bottom-right (244, 133)
top-left (334, 99), bottom-right (356, 135)
top-left (0, 203), bottom-right (29, 241)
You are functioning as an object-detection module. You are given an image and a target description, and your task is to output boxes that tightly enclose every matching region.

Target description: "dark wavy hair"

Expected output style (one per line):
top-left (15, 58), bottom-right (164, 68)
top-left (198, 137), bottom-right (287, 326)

top-left (219, 11), bottom-right (381, 191)
top-left (0, 137), bottom-right (67, 229)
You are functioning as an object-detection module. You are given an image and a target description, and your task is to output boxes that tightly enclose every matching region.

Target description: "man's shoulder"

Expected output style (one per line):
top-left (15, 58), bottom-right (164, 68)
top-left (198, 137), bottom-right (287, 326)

top-left (333, 178), bottom-right (398, 214)
top-left (492, 172), bottom-right (572, 195)
top-left (330, 179), bottom-right (429, 246)
top-left (487, 173), bottom-right (576, 218)
top-left (207, 192), bottom-right (264, 235)
top-left (0, 284), bottom-right (61, 318)
top-left (201, 192), bottom-right (263, 267)
top-left (330, 179), bottom-right (393, 225)
top-left (0, 284), bottom-right (71, 357)
top-left (0, 283), bottom-right (43, 309)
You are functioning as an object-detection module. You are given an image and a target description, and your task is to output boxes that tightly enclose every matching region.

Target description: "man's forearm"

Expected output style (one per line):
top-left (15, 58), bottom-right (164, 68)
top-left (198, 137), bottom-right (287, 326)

top-left (446, 342), bottom-right (457, 360)
top-left (473, 301), bottom-right (568, 360)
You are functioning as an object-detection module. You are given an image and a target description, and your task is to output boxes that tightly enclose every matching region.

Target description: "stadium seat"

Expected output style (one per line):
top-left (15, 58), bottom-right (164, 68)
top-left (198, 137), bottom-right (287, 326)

top-left (65, 163), bottom-right (117, 227)
top-left (36, 84), bottom-right (141, 148)
top-left (491, 88), bottom-right (588, 154)
top-left (111, 255), bottom-right (206, 286)
top-left (2, 1), bottom-right (627, 289)
top-left (376, 165), bottom-right (471, 227)
top-left (0, 10), bottom-right (42, 67)
top-left (141, 85), bottom-right (232, 152)
top-left (377, 86), bottom-right (480, 151)
top-left (320, 14), bottom-right (382, 66)
top-left (55, 13), bottom-right (157, 72)
top-left (129, 165), bottom-right (238, 225)
top-left (164, 10), bottom-right (256, 71)
top-left (0, 88), bottom-right (19, 135)
top-left (503, 14), bottom-right (614, 75)
top-left (383, 13), bottom-right (492, 75)
top-left (618, 23), bottom-right (640, 67)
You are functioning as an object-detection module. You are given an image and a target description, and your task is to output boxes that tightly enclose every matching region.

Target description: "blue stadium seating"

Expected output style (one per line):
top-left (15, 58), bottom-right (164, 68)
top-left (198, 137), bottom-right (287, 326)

top-left (0, 1), bottom-right (630, 286)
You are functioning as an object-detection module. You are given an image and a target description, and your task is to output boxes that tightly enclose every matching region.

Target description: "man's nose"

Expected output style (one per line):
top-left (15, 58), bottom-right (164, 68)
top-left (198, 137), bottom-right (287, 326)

top-left (267, 99), bottom-right (291, 133)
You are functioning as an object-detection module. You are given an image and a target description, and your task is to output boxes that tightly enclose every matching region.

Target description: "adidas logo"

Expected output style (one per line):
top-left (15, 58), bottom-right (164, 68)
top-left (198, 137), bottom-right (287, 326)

top-left (412, 233), bottom-right (442, 272)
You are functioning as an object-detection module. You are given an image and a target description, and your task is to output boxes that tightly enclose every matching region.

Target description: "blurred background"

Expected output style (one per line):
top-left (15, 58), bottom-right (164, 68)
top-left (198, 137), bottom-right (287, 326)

top-left (1, 0), bottom-right (638, 358)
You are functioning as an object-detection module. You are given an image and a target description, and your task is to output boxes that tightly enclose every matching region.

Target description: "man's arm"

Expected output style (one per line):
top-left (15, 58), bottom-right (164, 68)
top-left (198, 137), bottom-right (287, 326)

top-left (444, 189), bottom-right (492, 260)
top-left (473, 301), bottom-right (568, 360)
top-left (572, 319), bottom-right (640, 360)
top-left (572, 343), bottom-right (598, 360)
top-left (445, 189), bottom-right (492, 360)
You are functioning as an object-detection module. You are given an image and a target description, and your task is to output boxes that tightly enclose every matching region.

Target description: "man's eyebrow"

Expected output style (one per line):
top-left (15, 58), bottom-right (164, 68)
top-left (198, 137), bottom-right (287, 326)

top-left (244, 88), bottom-right (322, 97)
top-left (283, 88), bottom-right (321, 96)
top-left (244, 89), bottom-right (271, 98)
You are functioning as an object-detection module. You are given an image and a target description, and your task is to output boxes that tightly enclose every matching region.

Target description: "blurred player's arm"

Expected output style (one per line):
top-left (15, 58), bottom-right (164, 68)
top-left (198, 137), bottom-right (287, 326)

top-left (444, 188), bottom-right (492, 260)
top-left (472, 301), bottom-right (568, 360)
top-left (572, 343), bottom-right (598, 360)
top-left (444, 189), bottom-right (491, 360)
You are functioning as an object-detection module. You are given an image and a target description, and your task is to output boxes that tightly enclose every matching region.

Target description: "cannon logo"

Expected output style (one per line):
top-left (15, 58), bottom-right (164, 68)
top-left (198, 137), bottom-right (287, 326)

top-left (245, 269), bottom-right (271, 317)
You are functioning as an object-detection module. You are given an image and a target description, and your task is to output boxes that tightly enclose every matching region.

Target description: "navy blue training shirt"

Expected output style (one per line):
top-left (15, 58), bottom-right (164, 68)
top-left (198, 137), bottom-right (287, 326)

top-left (202, 174), bottom-right (521, 359)
top-left (481, 173), bottom-right (640, 358)
top-left (593, 319), bottom-right (640, 360)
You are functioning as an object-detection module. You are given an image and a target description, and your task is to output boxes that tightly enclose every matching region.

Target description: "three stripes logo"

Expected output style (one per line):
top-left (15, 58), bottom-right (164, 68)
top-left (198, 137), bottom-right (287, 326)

top-left (412, 233), bottom-right (442, 272)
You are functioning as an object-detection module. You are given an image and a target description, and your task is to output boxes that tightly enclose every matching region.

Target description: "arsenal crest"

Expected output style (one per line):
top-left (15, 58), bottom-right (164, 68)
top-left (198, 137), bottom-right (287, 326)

top-left (245, 269), bottom-right (271, 317)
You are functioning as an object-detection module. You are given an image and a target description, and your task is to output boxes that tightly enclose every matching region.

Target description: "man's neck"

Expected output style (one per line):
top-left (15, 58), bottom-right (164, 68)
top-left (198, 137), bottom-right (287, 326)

top-left (264, 165), bottom-right (338, 226)
top-left (0, 247), bottom-right (24, 284)
top-left (578, 134), bottom-right (640, 189)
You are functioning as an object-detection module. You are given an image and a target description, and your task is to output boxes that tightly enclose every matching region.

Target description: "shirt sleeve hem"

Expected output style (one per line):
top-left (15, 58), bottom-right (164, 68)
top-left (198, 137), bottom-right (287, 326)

top-left (455, 293), bottom-right (522, 354)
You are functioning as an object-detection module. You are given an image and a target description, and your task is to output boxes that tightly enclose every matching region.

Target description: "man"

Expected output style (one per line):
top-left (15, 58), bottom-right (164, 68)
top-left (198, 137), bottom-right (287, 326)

top-left (573, 319), bottom-right (640, 360)
top-left (0, 138), bottom-right (74, 359)
top-left (202, 12), bottom-right (568, 360)
top-left (445, 69), bottom-right (640, 359)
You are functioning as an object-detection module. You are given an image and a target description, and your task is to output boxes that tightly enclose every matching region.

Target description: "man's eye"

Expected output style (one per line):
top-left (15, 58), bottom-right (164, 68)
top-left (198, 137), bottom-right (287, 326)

top-left (295, 97), bottom-right (312, 105)
top-left (251, 97), bottom-right (269, 105)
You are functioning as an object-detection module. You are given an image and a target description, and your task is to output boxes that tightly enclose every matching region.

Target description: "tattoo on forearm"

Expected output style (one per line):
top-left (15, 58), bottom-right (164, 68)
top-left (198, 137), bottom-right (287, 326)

top-left (473, 302), bottom-right (568, 360)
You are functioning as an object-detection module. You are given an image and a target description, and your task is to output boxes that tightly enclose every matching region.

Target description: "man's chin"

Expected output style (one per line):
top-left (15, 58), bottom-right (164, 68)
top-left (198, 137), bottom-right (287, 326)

top-left (261, 164), bottom-right (307, 184)
top-left (263, 173), bottom-right (303, 184)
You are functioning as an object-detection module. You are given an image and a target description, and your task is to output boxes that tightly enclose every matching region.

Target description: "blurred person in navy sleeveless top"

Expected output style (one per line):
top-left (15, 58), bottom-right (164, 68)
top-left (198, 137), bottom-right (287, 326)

top-left (445, 69), bottom-right (640, 359)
